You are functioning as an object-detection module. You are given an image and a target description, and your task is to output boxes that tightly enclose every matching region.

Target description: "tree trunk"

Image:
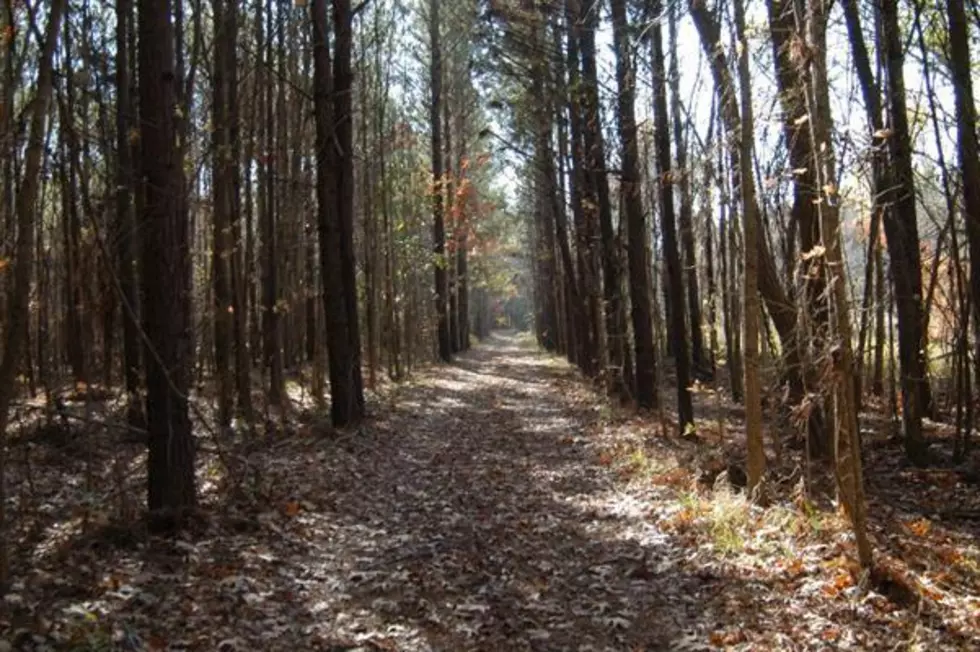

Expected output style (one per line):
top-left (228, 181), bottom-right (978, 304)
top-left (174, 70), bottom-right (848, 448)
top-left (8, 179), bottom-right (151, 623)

top-left (669, 0), bottom-right (704, 375)
top-left (946, 0), bottom-right (980, 395)
top-left (261, 0), bottom-right (283, 406)
top-left (801, 0), bottom-right (872, 567)
top-left (767, 0), bottom-right (830, 456)
top-left (879, 0), bottom-right (928, 463)
top-left (733, 0), bottom-right (766, 493)
top-left (873, 243), bottom-right (885, 395)
top-left (703, 106), bottom-right (718, 377)
top-left (211, 0), bottom-right (234, 428)
top-left (311, 0), bottom-right (365, 426)
top-left (445, 90), bottom-right (461, 353)
top-left (577, 0), bottom-right (627, 395)
top-left (333, 0), bottom-right (365, 414)
top-left (430, 0), bottom-right (452, 362)
top-left (227, 0), bottom-right (252, 423)
top-left (691, 0), bottom-right (802, 407)
top-left (0, 0), bottom-right (64, 591)
top-left (647, 0), bottom-right (690, 420)
top-left (138, 0), bottom-right (196, 519)
top-left (115, 0), bottom-right (142, 420)
top-left (565, 0), bottom-right (603, 379)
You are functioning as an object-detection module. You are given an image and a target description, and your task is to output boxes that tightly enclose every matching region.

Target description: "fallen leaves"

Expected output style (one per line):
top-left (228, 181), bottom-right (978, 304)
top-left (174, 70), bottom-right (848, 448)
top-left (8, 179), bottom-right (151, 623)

top-left (5, 333), bottom-right (980, 650)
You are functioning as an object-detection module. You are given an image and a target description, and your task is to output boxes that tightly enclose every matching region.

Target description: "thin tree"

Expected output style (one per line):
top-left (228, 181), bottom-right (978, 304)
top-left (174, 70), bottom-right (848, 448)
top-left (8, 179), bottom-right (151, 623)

top-left (691, 0), bottom-right (765, 492)
top-left (947, 0), bottom-right (980, 393)
top-left (879, 0), bottom-right (928, 463)
top-left (648, 0), bottom-right (691, 424)
top-left (212, 0), bottom-right (234, 428)
top-left (0, 0), bottom-right (65, 590)
top-left (669, 0), bottom-right (705, 375)
top-left (799, 0), bottom-right (872, 568)
top-left (430, 0), bottom-right (452, 361)
top-left (115, 0), bottom-right (142, 423)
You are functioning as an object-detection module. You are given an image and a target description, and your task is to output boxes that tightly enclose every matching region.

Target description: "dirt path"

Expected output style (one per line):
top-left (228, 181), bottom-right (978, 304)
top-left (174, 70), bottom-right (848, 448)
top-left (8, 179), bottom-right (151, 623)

top-left (267, 331), bottom-right (703, 650)
top-left (40, 331), bottom-right (704, 651)
top-left (14, 332), bottom-right (975, 650)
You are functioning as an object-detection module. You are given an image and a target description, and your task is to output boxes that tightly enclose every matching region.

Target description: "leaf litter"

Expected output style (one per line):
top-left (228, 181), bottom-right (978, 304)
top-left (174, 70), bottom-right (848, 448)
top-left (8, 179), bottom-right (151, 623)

top-left (3, 332), bottom-right (979, 650)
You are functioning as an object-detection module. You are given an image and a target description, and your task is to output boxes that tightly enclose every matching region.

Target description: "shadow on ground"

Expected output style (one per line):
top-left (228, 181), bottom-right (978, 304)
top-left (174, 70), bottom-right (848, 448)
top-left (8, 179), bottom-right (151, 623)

top-left (7, 331), bottom-right (976, 650)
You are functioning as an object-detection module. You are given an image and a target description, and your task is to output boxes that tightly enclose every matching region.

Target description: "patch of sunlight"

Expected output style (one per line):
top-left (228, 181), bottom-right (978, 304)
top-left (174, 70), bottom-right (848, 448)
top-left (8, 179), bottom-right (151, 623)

top-left (284, 379), bottom-right (319, 411)
top-left (708, 489), bottom-right (750, 556)
top-left (431, 395), bottom-right (469, 409)
top-left (31, 514), bottom-right (87, 564)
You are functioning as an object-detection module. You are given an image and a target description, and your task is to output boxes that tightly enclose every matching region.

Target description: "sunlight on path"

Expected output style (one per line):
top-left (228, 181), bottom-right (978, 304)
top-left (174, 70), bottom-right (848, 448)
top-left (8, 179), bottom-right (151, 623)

top-left (23, 332), bottom-right (968, 650)
top-left (274, 331), bottom-right (703, 650)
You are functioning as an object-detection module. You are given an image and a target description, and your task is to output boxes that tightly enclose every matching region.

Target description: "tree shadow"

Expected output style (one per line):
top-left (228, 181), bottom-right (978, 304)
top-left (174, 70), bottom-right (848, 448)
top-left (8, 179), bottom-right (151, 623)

top-left (7, 333), bottom-right (977, 649)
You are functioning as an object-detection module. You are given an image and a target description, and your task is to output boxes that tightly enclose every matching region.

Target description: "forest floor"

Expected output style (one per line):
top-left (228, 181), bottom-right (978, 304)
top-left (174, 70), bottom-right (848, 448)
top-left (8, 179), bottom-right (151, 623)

top-left (4, 332), bottom-right (980, 650)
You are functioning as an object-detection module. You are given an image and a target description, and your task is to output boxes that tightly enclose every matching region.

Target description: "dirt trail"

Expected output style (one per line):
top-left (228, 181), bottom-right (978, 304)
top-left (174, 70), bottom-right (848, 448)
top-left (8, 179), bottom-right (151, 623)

top-left (14, 331), bottom-right (973, 650)
top-left (274, 331), bottom-right (703, 650)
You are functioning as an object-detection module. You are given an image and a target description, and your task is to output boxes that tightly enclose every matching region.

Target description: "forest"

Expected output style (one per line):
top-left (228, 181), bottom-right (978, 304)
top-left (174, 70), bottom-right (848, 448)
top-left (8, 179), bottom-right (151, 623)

top-left (1, 0), bottom-right (979, 648)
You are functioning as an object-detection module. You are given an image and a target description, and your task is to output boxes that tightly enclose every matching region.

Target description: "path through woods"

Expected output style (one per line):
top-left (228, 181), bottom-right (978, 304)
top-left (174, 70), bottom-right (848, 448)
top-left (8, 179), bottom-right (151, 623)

top-left (10, 333), bottom-right (973, 650)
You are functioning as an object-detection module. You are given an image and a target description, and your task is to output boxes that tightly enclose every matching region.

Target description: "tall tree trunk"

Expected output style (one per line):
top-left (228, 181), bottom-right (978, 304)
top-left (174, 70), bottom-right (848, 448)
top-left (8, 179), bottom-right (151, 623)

top-left (703, 113), bottom-right (718, 377)
top-left (554, 22), bottom-right (585, 369)
top-left (227, 0), bottom-right (252, 423)
top-left (528, 3), bottom-right (559, 353)
top-left (801, 0), bottom-right (872, 568)
top-left (115, 0), bottom-right (142, 418)
top-left (578, 0), bottom-right (626, 395)
top-left (767, 0), bottom-right (830, 456)
top-left (669, 0), bottom-right (704, 375)
top-left (842, 0), bottom-right (886, 411)
top-left (873, 243), bottom-right (885, 395)
top-left (429, 0), bottom-right (451, 362)
top-left (445, 88), bottom-right (461, 353)
top-left (138, 0), bottom-right (196, 518)
top-left (61, 20), bottom-right (88, 387)
top-left (879, 0), bottom-right (928, 463)
top-left (361, 45), bottom-right (379, 389)
top-left (691, 0), bottom-right (802, 408)
top-left (566, 0), bottom-right (603, 380)
top-left (211, 0), bottom-right (234, 427)
top-left (311, 0), bottom-right (364, 426)
top-left (946, 0), bottom-right (980, 393)
top-left (732, 0), bottom-right (765, 492)
top-left (333, 0), bottom-right (365, 414)
top-left (0, 0), bottom-right (64, 592)
top-left (648, 0), bottom-right (691, 419)
top-left (262, 0), bottom-right (283, 406)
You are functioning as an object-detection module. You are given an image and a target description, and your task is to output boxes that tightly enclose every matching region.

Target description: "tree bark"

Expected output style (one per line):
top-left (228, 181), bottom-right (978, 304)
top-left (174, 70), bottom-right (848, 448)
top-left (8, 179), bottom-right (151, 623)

top-left (430, 0), bottom-right (452, 362)
top-left (115, 0), bottom-right (142, 421)
top-left (0, 0), bottom-right (64, 591)
top-left (138, 0), bottom-right (197, 518)
top-left (577, 0), bottom-right (627, 395)
top-left (879, 0), bottom-right (928, 463)
top-left (669, 0), bottom-right (705, 375)
top-left (647, 0), bottom-right (690, 420)
top-left (311, 0), bottom-right (365, 426)
top-left (211, 0), bottom-right (234, 428)
top-left (946, 0), bottom-right (980, 395)
top-left (800, 0), bottom-right (872, 567)
top-left (733, 0), bottom-right (766, 492)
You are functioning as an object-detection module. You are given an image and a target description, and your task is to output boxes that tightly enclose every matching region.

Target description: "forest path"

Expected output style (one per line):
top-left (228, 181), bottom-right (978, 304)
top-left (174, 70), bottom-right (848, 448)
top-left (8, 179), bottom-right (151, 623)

top-left (20, 332), bottom-right (973, 649)
top-left (274, 330), bottom-right (703, 650)
top-left (19, 331), bottom-right (709, 651)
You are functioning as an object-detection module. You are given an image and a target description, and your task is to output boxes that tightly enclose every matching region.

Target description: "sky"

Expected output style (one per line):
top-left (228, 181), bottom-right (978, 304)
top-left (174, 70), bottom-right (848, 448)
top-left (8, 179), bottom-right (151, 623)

top-left (491, 1), bottom-right (963, 230)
